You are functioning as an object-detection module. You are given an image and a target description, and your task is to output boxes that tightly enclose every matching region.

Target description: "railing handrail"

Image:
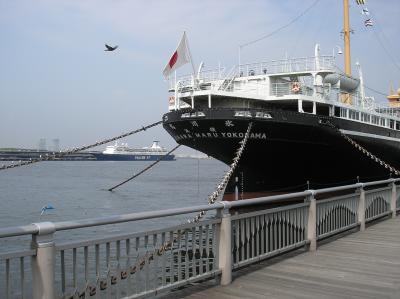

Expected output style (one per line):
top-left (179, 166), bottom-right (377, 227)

top-left (0, 178), bottom-right (398, 239)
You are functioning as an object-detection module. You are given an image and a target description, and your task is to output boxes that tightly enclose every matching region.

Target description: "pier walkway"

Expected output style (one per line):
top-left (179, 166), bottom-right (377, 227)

top-left (177, 217), bottom-right (400, 299)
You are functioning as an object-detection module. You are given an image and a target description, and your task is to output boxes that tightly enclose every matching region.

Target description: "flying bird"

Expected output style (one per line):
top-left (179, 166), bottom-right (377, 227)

top-left (104, 44), bottom-right (118, 51)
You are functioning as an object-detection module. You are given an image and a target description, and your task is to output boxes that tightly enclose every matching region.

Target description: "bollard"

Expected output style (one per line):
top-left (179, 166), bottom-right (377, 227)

top-left (217, 202), bottom-right (232, 285)
top-left (305, 192), bottom-right (316, 251)
top-left (391, 181), bottom-right (397, 219)
top-left (358, 185), bottom-right (365, 231)
top-left (31, 222), bottom-right (56, 299)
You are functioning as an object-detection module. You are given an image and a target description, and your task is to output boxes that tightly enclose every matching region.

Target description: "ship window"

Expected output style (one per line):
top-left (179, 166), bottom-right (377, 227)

top-left (396, 121), bottom-right (400, 131)
top-left (390, 119), bottom-right (395, 129)
top-left (334, 106), bottom-right (341, 117)
top-left (380, 118), bottom-right (386, 127)
top-left (361, 113), bottom-right (371, 123)
top-left (349, 110), bottom-right (359, 120)
top-left (371, 115), bottom-right (379, 125)
top-left (255, 112), bottom-right (272, 119)
top-left (234, 111), bottom-right (252, 117)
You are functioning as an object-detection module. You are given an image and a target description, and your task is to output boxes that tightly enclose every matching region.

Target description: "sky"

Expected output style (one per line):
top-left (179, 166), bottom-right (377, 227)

top-left (0, 0), bottom-right (399, 151)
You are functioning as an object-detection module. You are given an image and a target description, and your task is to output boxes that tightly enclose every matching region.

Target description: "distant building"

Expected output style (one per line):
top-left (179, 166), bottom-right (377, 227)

top-left (52, 139), bottom-right (60, 152)
top-left (38, 138), bottom-right (47, 151)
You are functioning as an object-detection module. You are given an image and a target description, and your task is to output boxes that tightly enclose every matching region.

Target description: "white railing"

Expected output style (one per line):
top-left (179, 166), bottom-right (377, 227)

top-left (238, 56), bottom-right (334, 77)
top-left (0, 178), bottom-right (398, 298)
top-left (170, 56), bottom-right (335, 91)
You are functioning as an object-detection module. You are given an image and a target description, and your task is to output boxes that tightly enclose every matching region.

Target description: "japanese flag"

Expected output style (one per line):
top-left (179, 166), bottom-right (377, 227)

top-left (162, 32), bottom-right (190, 79)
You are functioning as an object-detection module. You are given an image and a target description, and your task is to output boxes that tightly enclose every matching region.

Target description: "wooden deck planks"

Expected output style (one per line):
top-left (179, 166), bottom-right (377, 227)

top-left (170, 217), bottom-right (400, 299)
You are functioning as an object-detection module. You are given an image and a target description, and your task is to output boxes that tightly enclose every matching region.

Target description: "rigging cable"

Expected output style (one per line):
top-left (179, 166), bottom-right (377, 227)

top-left (0, 120), bottom-right (163, 171)
top-left (107, 144), bottom-right (181, 191)
top-left (239, 0), bottom-right (322, 48)
top-left (356, 5), bottom-right (400, 73)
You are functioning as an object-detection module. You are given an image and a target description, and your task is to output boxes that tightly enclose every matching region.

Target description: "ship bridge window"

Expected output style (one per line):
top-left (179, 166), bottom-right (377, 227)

top-left (390, 119), bottom-right (395, 129)
top-left (234, 111), bottom-right (252, 117)
top-left (396, 121), bottom-right (400, 131)
top-left (380, 118), bottom-right (386, 127)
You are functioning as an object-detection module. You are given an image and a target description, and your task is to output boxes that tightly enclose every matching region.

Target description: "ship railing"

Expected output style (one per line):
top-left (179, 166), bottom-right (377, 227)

top-left (170, 56), bottom-right (335, 91)
top-left (1, 178), bottom-right (398, 298)
top-left (168, 67), bottom-right (226, 90)
top-left (329, 91), bottom-right (400, 121)
top-left (237, 55), bottom-right (334, 77)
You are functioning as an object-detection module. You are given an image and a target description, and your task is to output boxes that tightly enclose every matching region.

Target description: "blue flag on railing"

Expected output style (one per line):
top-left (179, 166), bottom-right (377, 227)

top-left (40, 204), bottom-right (55, 215)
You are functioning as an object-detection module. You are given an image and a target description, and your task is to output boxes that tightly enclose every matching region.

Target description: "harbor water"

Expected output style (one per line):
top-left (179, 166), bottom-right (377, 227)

top-left (0, 158), bottom-right (227, 251)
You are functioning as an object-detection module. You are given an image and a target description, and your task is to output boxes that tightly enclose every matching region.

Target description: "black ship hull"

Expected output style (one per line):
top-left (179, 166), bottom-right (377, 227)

top-left (163, 108), bottom-right (400, 198)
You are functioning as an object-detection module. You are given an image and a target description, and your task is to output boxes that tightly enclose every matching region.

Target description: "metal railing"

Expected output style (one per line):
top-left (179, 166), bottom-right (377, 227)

top-left (1, 178), bottom-right (399, 298)
top-left (170, 56), bottom-right (335, 91)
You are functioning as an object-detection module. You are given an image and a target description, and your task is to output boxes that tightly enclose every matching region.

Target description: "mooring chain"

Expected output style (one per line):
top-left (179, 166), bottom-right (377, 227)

top-left (134, 122), bottom-right (253, 270)
top-left (83, 122), bottom-right (254, 295)
top-left (0, 121), bottom-right (162, 171)
top-left (188, 121), bottom-right (254, 223)
top-left (326, 120), bottom-right (400, 175)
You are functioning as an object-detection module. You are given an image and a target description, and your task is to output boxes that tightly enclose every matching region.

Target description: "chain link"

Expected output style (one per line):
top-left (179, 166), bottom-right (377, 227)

top-left (326, 120), bottom-right (400, 176)
top-left (0, 121), bottom-right (163, 171)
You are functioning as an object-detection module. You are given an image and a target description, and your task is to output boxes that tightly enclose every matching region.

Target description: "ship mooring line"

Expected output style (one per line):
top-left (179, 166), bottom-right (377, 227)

top-left (0, 120), bottom-right (163, 171)
top-left (107, 144), bottom-right (181, 191)
top-left (82, 122), bottom-right (254, 295)
top-left (326, 120), bottom-right (400, 176)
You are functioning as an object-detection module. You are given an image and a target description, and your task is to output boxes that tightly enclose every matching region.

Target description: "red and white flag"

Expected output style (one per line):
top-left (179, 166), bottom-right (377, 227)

top-left (162, 32), bottom-right (190, 79)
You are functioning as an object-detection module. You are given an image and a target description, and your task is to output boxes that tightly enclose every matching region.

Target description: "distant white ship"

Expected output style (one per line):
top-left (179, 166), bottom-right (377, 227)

top-left (91, 141), bottom-right (175, 161)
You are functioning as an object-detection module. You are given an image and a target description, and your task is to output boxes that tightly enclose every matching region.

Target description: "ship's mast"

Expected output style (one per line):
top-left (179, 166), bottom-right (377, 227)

top-left (342, 0), bottom-right (352, 104)
top-left (343, 0), bottom-right (351, 76)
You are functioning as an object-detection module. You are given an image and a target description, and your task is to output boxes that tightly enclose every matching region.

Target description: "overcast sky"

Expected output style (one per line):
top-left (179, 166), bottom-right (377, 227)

top-left (1, 0), bottom-right (399, 151)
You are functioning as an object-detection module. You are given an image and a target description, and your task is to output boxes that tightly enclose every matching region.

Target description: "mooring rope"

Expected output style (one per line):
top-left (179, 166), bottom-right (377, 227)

top-left (326, 120), bottom-right (400, 175)
top-left (107, 144), bottom-right (181, 191)
top-left (83, 122), bottom-right (253, 295)
top-left (0, 120), bottom-right (162, 171)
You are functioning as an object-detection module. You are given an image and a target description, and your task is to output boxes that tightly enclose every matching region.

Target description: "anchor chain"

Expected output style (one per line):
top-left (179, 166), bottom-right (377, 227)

top-left (0, 120), bottom-right (162, 171)
top-left (84, 122), bottom-right (253, 295)
top-left (326, 120), bottom-right (400, 175)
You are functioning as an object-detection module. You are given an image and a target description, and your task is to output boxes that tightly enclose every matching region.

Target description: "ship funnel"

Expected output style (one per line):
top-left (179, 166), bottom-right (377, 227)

top-left (323, 73), bottom-right (360, 93)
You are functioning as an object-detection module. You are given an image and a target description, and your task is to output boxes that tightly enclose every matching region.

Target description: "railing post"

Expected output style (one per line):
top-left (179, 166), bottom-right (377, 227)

top-left (306, 191), bottom-right (316, 251)
top-left (31, 222), bottom-right (56, 299)
top-left (217, 202), bottom-right (232, 285)
top-left (358, 184), bottom-right (366, 231)
top-left (391, 181), bottom-right (397, 219)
